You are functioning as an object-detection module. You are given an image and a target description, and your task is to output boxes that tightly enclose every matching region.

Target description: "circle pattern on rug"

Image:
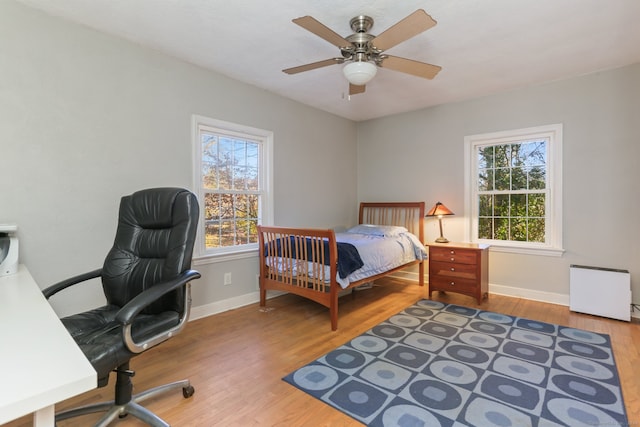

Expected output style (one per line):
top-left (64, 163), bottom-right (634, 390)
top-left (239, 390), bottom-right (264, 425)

top-left (468, 321), bottom-right (508, 336)
top-left (554, 355), bottom-right (615, 381)
top-left (545, 397), bottom-right (622, 426)
top-left (402, 331), bottom-right (447, 353)
top-left (408, 379), bottom-right (462, 410)
top-left (428, 359), bottom-right (479, 385)
top-left (557, 340), bottom-right (611, 361)
top-left (350, 334), bottom-right (390, 354)
top-left (324, 348), bottom-right (367, 370)
top-left (292, 364), bottom-right (340, 391)
top-left (551, 374), bottom-right (617, 405)
top-left (445, 344), bottom-right (490, 365)
top-left (388, 314), bottom-right (423, 328)
top-left (478, 311), bottom-right (514, 324)
top-left (559, 327), bottom-right (608, 345)
top-left (458, 331), bottom-right (500, 350)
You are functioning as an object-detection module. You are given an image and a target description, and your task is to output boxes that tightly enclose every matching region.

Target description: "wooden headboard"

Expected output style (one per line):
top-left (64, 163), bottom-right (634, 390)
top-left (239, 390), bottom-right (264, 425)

top-left (358, 202), bottom-right (425, 243)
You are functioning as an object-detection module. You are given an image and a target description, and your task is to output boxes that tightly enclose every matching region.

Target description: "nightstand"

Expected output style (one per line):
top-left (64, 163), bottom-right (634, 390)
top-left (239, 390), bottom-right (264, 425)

top-left (427, 242), bottom-right (489, 304)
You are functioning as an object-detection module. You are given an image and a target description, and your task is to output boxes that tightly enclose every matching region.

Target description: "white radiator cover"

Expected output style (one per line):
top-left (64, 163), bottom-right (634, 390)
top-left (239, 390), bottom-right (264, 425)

top-left (569, 265), bottom-right (631, 321)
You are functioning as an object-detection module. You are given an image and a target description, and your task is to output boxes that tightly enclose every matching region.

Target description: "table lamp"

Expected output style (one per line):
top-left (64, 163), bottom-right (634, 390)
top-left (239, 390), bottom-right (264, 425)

top-left (426, 202), bottom-right (454, 243)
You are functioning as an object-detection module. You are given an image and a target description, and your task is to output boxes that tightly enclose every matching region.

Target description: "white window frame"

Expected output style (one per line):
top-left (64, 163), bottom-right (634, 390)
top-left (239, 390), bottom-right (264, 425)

top-left (464, 124), bottom-right (564, 257)
top-left (192, 115), bottom-right (273, 263)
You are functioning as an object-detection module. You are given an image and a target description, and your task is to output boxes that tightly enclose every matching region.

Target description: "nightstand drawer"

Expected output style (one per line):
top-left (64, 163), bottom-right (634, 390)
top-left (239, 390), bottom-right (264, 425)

top-left (429, 247), bottom-right (477, 264)
top-left (429, 277), bottom-right (478, 293)
top-left (430, 261), bottom-right (478, 280)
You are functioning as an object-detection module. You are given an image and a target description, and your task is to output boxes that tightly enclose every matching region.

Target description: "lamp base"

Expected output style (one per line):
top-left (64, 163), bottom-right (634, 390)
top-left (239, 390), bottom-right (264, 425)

top-left (435, 237), bottom-right (449, 243)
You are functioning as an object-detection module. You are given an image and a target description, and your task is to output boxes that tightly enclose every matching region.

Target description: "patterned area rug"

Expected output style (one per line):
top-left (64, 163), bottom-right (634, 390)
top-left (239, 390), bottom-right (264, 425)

top-left (283, 300), bottom-right (628, 426)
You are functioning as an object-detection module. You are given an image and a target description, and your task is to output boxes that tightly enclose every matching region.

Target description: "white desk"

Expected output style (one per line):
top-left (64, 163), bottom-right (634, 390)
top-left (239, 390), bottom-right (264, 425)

top-left (0, 265), bottom-right (96, 427)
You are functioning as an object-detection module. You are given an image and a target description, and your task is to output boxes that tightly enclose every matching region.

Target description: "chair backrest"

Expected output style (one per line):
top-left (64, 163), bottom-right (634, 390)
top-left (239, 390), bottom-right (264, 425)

top-left (101, 188), bottom-right (199, 314)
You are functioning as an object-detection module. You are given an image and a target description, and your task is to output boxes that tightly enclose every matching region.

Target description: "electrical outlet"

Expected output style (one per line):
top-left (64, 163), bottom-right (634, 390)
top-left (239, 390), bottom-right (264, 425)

top-left (224, 272), bottom-right (232, 286)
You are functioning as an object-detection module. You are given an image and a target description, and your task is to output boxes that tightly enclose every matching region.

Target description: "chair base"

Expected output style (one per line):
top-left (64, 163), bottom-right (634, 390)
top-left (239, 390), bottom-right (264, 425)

top-left (55, 379), bottom-right (194, 427)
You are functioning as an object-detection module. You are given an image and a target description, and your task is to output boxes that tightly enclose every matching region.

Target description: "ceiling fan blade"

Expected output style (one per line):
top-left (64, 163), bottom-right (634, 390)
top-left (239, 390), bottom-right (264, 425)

top-left (381, 55), bottom-right (441, 80)
top-left (372, 9), bottom-right (437, 51)
top-left (283, 58), bottom-right (344, 75)
top-left (292, 16), bottom-right (351, 48)
top-left (349, 84), bottom-right (366, 95)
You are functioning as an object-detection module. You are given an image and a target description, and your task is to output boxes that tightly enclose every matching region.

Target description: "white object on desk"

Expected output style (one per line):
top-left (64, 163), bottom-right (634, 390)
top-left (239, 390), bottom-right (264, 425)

top-left (0, 224), bottom-right (19, 277)
top-left (0, 265), bottom-right (96, 427)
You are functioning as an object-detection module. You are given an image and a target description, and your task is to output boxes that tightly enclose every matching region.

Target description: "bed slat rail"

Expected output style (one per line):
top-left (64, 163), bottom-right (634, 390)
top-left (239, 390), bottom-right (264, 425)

top-left (359, 202), bottom-right (425, 242)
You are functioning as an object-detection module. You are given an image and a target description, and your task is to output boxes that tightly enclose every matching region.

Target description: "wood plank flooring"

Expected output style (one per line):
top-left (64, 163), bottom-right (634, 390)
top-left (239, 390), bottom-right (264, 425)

top-left (5, 277), bottom-right (639, 426)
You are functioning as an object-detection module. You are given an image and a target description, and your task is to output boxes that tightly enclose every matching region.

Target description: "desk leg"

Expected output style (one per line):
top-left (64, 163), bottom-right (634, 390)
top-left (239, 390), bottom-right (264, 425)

top-left (33, 405), bottom-right (55, 427)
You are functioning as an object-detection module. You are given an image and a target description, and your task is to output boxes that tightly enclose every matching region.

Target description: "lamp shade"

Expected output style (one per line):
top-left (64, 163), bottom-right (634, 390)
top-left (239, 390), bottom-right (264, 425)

top-left (426, 202), bottom-right (454, 217)
top-left (342, 61), bottom-right (377, 85)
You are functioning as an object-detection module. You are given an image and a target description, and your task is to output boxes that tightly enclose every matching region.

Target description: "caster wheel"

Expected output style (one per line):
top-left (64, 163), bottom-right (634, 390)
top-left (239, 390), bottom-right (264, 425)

top-left (183, 385), bottom-right (195, 398)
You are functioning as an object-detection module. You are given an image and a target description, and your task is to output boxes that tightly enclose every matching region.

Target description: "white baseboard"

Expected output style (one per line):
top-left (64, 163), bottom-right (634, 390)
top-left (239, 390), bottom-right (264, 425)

top-left (489, 282), bottom-right (570, 306)
top-left (190, 290), bottom-right (284, 321)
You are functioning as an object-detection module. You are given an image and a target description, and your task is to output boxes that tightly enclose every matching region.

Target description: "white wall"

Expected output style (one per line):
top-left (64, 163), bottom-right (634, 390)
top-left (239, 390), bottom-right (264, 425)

top-left (0, 1), bottom-right (358, 317)
top-left (357, 63), bottom-right (640, 305)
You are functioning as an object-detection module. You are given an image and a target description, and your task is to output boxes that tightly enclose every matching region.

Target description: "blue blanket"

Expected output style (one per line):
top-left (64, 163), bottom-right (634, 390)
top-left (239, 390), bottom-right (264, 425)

top-left (266, 237), bottom-right (363, 279)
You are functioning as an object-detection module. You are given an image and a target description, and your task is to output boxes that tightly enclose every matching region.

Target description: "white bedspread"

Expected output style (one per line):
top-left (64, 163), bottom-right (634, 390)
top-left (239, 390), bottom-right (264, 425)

top-left (335, 231), bottom-right (427, 288)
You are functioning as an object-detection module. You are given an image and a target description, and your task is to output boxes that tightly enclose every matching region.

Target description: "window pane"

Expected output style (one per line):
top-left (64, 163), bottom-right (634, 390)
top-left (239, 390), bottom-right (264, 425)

top-left (495, 145), bottom-right (510, 168)
top-left (202, 161), bottom-right (218, 189)
top-left (528, 166), bottom-right (546, 190)
top-left (528, 218), bottom-right (545, 242)
top-left (494, 218), bottom-right (508, 240)
top-left (511, 218), bottom-right (527, 241)
top-left (478, 217), bottom-right (492, 239)
top-left (510, 194), bottom-right (526, 217)
top-left (512, 167), bottom-right (527, 190)
top-left (478, 195), bottom-right (493, 216)
top-left (495, 168), bottom-right (510, 191)
top-left (495, 194), bottom-right (510, 217)
top-left (477, 146), bottom-right (494, 169)
top-left (478, 169), bottom-right (493, 191)
top-left (528, 194), bottom-right (545, 217)
top-left (518, 140), bottom-right (546, 167)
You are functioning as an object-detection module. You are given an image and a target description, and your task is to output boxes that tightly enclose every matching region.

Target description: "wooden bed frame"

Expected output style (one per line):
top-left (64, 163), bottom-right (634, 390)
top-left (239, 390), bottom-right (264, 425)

top-left (257, 202), bottom-right (425, 330)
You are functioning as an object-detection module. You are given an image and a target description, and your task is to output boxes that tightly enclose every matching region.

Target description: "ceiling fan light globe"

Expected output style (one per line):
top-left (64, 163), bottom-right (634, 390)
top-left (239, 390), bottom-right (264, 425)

top-left (343, 61), bottom-right (377, 85)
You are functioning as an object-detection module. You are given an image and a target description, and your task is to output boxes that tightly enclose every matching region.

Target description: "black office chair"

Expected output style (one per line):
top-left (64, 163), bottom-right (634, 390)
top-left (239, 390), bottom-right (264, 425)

top-left (43, 188), bottom-right (201, 427)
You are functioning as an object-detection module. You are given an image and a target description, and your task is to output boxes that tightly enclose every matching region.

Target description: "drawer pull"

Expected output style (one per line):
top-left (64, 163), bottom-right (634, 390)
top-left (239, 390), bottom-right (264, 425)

top-left (450, 281), bottom-right (455, 286)
top-left (450, 250), bottom-right (455, 254)
top-left (450, 268), bottom-right (455, 271)
top-left (450, 257), bottom-right (455, 261)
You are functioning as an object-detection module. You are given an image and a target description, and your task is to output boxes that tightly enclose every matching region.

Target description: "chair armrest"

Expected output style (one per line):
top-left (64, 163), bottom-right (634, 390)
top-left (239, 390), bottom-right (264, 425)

top-left (42, 268), bottom-right (103, 299)
top-left (115, 269), bottom-right (201, 326)
top-left (115, 269), bottom-right (201, 353)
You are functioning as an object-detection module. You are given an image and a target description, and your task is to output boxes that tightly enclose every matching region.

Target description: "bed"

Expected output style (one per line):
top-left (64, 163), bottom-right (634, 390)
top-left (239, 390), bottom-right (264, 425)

top-left (257, 202), bottom-right (426, 330)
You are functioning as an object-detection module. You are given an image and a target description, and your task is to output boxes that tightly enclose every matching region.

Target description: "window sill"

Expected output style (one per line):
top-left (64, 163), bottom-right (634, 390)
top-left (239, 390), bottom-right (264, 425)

top-left (485, 244), bottom-right (565, 257)
top-left (193, 249), bottom-right (258, 265)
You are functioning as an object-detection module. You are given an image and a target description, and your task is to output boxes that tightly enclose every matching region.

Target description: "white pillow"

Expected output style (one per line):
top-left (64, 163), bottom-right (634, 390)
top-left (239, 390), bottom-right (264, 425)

top-left (346, 224), bottom-right (408, 237)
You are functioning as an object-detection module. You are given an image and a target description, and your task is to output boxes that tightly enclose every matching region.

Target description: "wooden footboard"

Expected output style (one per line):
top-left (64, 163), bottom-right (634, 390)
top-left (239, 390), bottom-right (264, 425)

top-left (258, 202), bottom-right (425, 330)
top-left (258, 226), bottom-right (341, 329)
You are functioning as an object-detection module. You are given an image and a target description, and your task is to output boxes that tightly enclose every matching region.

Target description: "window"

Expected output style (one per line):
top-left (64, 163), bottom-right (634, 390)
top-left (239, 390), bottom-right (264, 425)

top-left (464, 124), bottom-right (563, 256)
top-left (192, 115), bottom-right (273, 260)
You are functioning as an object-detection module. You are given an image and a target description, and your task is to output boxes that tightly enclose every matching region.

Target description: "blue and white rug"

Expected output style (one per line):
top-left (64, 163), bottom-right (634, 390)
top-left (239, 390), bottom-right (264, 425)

top-left (283, 300), bottom-right (628, 426)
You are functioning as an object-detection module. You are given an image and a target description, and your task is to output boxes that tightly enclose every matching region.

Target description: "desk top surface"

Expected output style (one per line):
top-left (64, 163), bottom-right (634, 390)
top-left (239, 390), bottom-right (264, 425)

top-left (0, 265), bottom-right (96, 423)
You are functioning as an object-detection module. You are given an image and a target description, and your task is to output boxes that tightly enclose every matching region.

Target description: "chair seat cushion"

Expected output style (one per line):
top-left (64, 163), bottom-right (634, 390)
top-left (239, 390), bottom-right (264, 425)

top-left (62, 304), bottom-right (180, 385)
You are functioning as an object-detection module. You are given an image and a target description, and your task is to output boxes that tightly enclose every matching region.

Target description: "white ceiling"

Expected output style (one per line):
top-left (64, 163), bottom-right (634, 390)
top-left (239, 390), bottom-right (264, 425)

top-left (16, 0), bottom-right (640, 121)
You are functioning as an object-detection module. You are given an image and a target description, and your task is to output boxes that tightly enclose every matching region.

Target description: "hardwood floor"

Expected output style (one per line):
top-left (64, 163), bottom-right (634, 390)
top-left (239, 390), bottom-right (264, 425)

top-left (6, 277), bottom-right (639, 426)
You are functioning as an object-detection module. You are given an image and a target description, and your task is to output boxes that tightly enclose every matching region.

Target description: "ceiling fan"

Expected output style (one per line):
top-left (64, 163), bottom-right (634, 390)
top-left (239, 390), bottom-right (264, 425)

top-left (283, 9), bottom-right (442, 96)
